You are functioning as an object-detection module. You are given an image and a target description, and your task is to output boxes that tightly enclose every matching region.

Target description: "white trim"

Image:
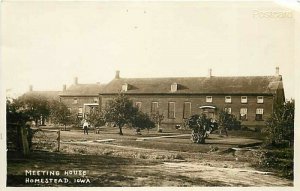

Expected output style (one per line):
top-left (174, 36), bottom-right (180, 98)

top-left (83, 103), bottom-right (99, 106)
top-left (199, 106), bottom-right (216, 109)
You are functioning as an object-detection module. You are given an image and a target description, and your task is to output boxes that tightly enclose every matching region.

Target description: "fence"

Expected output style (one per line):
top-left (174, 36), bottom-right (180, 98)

top-left (7, 123), bottom-right (61, 155)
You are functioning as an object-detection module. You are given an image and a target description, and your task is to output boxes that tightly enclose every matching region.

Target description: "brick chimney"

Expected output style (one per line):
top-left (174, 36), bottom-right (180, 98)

top-left (208, 68), bottom-right (212, 78)
top-left (74, 77), bottom-right (78, 85)
top-left (115, 70), bottom-right (120, 79)
top-left (63, 84), bottom-right (66, 91)
top-left (275, 67), bottom-right (280, 76)
top-left (29, 85), bottom-right (33, 92)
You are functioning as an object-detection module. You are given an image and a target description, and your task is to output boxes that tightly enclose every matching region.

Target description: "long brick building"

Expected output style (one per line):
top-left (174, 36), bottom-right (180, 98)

top-left (100, 68), bottom-right (285, 128)
top-left (22, 67), bottom-right (285, 129)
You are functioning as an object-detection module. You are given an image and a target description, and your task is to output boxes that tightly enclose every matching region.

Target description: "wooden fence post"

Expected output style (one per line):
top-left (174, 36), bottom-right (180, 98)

top-left (20, 126), bottom-right (30, 156)
top-left (57, 130), bottom-right (60, 152)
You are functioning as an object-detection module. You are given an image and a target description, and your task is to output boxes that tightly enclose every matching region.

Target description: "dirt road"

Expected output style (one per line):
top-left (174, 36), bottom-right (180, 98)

top-left (58, 142), bottom-right (293, 186)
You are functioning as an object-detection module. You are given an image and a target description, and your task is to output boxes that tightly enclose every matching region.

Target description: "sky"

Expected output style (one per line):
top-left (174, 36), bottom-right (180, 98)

top-left (1, 1), bottom-right (298, 99)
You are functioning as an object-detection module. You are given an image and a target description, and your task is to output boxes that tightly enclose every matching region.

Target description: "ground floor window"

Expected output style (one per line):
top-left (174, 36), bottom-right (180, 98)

top-left (183, 102), bottom-right (191, 119)
top-left (255, 108), bottom-right (264, 120)
top-left (78, 107), bottom-right (83, 118)
top-left (168, 102), bottom-right (175, 119)
top-left (135, 102), bottom-right (142, 110)
top-left (224, 107), bottom-right (231, 114)
top-left (151, 102), bottom-right (158, 114)
top-left (240, 108), bottom-right (247, 120)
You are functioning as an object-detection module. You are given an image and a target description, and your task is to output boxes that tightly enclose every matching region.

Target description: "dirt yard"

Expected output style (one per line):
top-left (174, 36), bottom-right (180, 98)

top-left (7, 127), bottom-right (293, 187)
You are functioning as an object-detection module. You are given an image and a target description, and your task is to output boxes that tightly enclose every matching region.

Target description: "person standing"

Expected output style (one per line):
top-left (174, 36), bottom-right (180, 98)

top-left (83, 120), bottom-right (89, 135)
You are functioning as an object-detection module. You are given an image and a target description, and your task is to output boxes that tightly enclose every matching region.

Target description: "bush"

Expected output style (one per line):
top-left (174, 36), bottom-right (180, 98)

top-left (186, 114), bottom-right (211, 144)
top-left (218, 110), bottom-right (241, 131)
top-left (265, 100), bottom-right (294, 147)
top-left (257, 148), bottom-right (293, 180)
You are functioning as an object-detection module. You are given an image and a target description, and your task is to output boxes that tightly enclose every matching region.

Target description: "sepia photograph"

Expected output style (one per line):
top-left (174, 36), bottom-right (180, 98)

top-left (1, 0), bottom-right (299, 189)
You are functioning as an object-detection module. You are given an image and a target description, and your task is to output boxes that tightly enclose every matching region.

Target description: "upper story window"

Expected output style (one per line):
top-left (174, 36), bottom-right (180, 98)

top-left (257, 96), bottom-right (264, 104)
top-left (224, 107), bottom-right (232, 114)
top-left (73, 98), bottom-right (78, 104)
top-left (171, 83), bottom-right (178, 92)
top-left (206, 96), bottom-right (212, 103)
top-left (241, 96), bottom-right (247, 103)
top-left (78, 107), bottom-right (83, 114)
top-left (225, 96), bottom-right (231, 103)
top-left (93, 97), bottom-right (99, 103)
top-left (135, 102), bottom-right (142, 110)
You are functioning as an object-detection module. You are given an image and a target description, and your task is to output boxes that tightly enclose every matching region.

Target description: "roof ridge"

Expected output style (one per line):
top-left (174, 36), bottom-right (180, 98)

top-left (118, 75), bottom-right (278, 80)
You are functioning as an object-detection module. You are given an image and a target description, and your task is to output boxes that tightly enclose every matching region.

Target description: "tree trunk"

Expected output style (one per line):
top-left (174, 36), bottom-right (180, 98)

top-left (119, 126), bottom-right (123, 135)
top-left (64, 124), bottom-right (67, 131)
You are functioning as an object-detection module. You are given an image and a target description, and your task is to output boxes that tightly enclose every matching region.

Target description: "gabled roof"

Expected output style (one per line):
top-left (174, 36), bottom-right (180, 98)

top-left (59, 84), bottom-right (105, 96)
top-left (23, 91), bottom-right (61, 100)
top-left (101, 75), bottom-right (283, 95)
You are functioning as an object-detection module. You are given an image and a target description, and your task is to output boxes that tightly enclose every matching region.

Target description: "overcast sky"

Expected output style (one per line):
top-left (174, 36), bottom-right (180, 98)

top-left (1, 1), bottom-right (298, 99)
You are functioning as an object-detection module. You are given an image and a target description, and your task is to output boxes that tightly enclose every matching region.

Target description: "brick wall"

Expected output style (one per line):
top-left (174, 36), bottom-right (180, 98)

top-left (101, 94), bottom-right (274, 127)
top-left (60, 96), bottom-right (100, 113)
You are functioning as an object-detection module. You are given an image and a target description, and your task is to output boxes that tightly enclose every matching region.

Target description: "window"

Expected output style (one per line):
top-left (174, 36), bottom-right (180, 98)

top-left (257, 96), bottom-right (264, 103)
top-left (122, 83), bottom-right (128, 92)
top-left (135, 102), bottom-right (142, 110)
top-left (73, 98), bottom-right (78, 104)
top-left (224, 107), bottom-right (232, 114)
top-left (94, 97), bottom-right (99, 103)
top-left (171, 83), bottom-right (178, 92)
top-left (168, 102), bottom-right (175, 119)
top-left (151, 102), bottom-right (158, 114)
top-left (256, 108), bottom-right (264, 120)
top-left (206, 96), bottom-right (212, 103)
top-left (225, 96), bottom-right (231, 103)
top-left (241, 96), bottom-right (247, 103)
top-left (78, 107), bottom-right (83, 118)
top-left (183, 102), bottom-right (191, 118)
top-left (240, 108), bottom-right (247, 120)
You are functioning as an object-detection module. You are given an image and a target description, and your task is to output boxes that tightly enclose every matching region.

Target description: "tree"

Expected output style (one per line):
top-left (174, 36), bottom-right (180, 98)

top-left (186, 114), bottom-right (211, 144)
top-left (6, 98), bottom-right (36, 153)
top-left (218, 110), bottom-right (241, 135)
top-left (17, 94), bottom-right (50, 126)
top-left (103, 94), bottom-right (139, 135)
top-left (265, 99), bottom-right (294, 147)
top-left (49, 100), bottom-right (75, 130)
top-left (85, 106), bottom-right (105, 128)
top-left (150, 111), bottom-right (164, 132)
top-left (6, 98), bottom-right (30, 126)
top-left (132, 111), bottom-right (155, 134)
